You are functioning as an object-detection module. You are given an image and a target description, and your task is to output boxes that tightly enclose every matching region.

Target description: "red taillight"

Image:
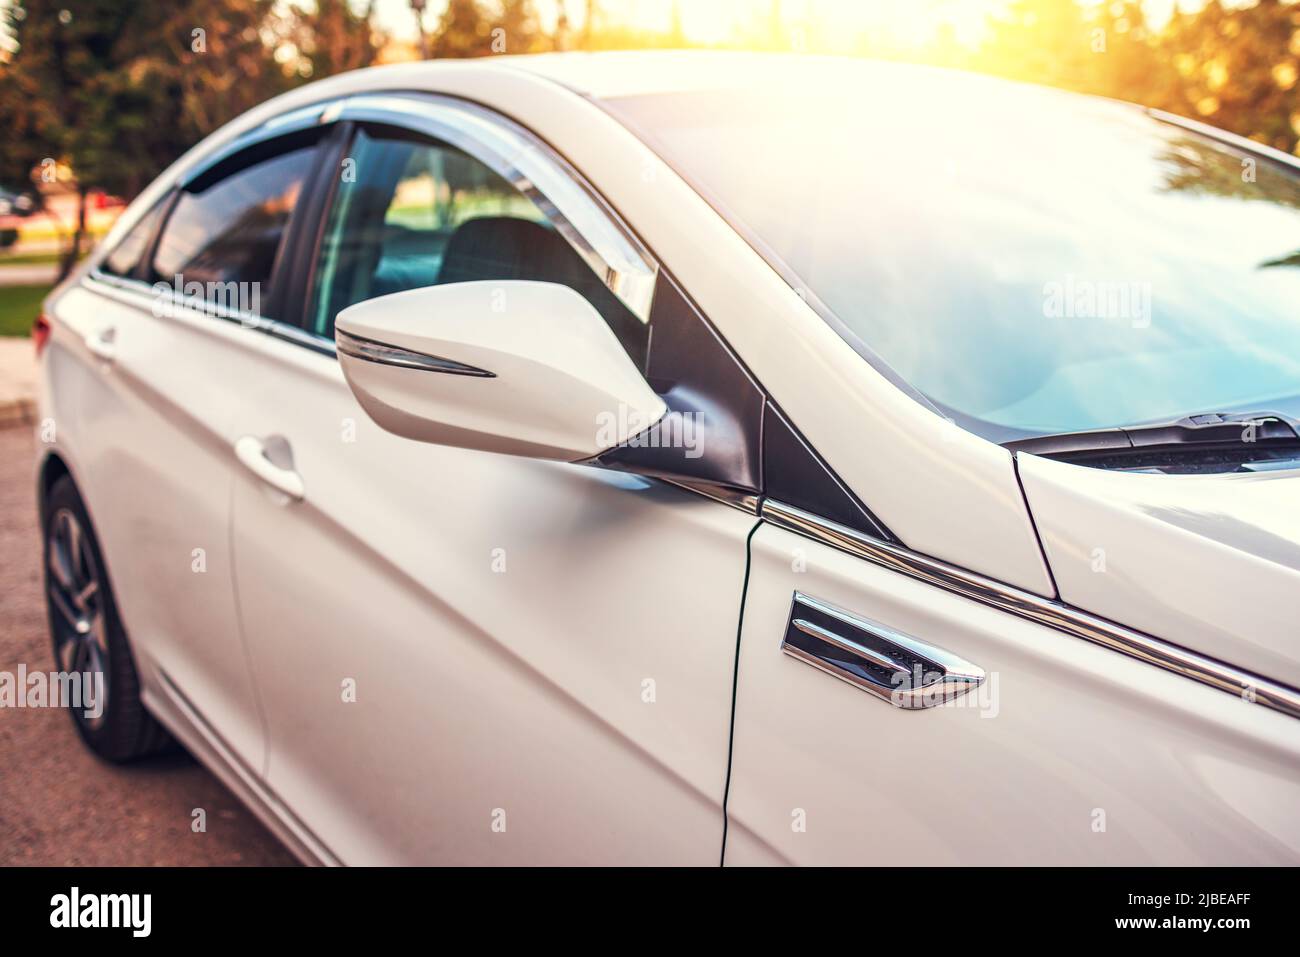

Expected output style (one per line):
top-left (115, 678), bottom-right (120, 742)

top-left (33, 313), bottom-right (51, 357)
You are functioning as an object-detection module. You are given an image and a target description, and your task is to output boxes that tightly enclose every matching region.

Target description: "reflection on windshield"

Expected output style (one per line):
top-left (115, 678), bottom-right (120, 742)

top-left (610, 67), bottom-right (1300, 439)
top-left (1157, 134), bottom-right (1300, 274)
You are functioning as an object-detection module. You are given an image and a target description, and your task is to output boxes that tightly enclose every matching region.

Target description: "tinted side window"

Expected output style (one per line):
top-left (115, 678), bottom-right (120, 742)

top-left (309, 126), bottom-right (649, 367)
top-left (100, 201), bottom-right (165, 279)
top-left (150, 143), bottom-right (316, 311)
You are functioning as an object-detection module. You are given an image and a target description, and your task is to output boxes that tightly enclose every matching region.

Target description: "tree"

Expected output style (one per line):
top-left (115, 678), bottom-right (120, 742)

top-left (973, 0), bottom-right (1099, 92)
top-left (408, 0), bottom-right (429, 58)
top-left (0, 0), bottom-right (383, 279)
top-left (431, 0), bottom-right (487, 58)
top-left (974, 0), bottom-right (1300, 156)
top-left (0, 1), bottom-right (190, 277)
top-left (0, 1), bottom-right (287, 277)
top-left (1155, 0), bottom-right (1299, 154)
top-left (581, 0), bottom-right (598, 49)
top-left (495, 0), bottom-right (546, 54)
top-left (292, 0), bottom-right (381, 78)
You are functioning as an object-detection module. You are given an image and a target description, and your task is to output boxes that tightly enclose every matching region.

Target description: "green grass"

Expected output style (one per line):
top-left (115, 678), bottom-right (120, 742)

top-left (0, 251), bottom-right (60, 266)
top-left (0, 284), bottom-right (52, 336)
top-left (0, 249), bottom-right (89, 266)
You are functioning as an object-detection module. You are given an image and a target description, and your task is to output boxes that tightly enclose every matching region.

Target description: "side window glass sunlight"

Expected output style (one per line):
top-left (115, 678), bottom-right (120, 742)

top-left (100, 201), bottom-right (166, 279)
top-left (310, 126), bottom-right (648, 367)
top-left (150, 143), bottom-right (316, 318)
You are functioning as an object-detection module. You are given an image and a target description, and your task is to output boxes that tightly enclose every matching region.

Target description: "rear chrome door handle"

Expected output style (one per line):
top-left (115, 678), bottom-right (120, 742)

top-left (234, 435), bottom-right (304, 502)
top-left (781, 592), bottom-right (985, 709)
top-left (85, 327), bottom-right (116, 363)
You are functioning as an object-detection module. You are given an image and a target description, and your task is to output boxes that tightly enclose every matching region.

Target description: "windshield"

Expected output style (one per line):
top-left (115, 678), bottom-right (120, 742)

top-left (606, 65), bottom-right (1300, 440)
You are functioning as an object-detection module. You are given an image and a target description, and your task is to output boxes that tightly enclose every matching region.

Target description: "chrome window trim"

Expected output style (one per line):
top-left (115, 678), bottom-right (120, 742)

top-left (1145, 107), bottom-right (1300, 174)
top-left (179, 99), bottom-right (343, 191)
top-left (89, 88), bottom-right (658, 360)
top-left (662, 478), bottom-right (760, 515)
top-left (762, 499), bottom-right (1300, 720)
top-left (85, 101), bottom-right (343, 281)
top-left (91, 108), bottom-right (337, 277)
top-left (333, 92), bottom-right (660, 325)
top-left (82, 271), bottom-right (337, 358)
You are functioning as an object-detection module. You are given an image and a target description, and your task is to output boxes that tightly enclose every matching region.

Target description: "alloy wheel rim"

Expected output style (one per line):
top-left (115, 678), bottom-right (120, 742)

top-left (46, 507), bottom-right (109, 730)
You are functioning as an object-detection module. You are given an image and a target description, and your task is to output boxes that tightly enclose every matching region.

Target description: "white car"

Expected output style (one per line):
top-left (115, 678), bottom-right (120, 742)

top-left (34, 52), bottom-right (1300, 866)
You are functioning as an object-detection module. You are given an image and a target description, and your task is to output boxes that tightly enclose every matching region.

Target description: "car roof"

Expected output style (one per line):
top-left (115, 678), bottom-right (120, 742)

top-left (487, 49), bottom-right (1087, 105)
top-left (484, 49), bottom-right (1300, 172)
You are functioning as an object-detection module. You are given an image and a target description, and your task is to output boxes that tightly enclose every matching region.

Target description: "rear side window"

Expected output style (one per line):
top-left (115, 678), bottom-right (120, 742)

top-left (100, 201), bottom-right (165, 279)
top-left (150, 142), bottom-right (317, 314)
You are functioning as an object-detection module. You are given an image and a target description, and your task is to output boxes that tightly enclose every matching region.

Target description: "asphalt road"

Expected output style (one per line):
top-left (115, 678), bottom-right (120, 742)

top-left (0, 426), bottom-right (297, 865)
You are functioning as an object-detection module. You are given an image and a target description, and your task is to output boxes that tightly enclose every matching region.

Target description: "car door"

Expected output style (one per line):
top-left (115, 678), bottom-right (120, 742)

top-left (227, 96), bottom-right (758, 865)
top-left (724, 497), bottom-right (1300, 865)
top-left (48, 130), bottom-right (324, 772)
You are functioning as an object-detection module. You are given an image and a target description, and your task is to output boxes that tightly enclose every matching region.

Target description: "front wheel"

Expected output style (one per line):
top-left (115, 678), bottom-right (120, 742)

top-left (43, 475), bottom-right (173, 762)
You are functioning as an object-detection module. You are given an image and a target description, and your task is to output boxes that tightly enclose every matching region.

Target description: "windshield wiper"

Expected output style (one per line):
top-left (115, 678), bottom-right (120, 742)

top-left (1004, 411), bottom-right (1300, 472)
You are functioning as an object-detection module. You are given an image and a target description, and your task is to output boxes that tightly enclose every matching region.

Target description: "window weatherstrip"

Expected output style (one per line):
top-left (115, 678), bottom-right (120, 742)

top-left (761, 499), bottom-right (1300, 721)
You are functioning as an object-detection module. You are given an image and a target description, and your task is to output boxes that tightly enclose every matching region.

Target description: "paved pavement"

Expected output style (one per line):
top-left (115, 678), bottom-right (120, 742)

top-left (0, 426), bottom-right (297, 865)
top-left (0, 263), bottom-right (58, 286)
top-left (0, 338), bottom-right (37, 429)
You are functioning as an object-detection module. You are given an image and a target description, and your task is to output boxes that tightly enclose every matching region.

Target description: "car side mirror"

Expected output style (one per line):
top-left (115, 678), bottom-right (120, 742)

top-left (335, 280), bottom-right (666, 461)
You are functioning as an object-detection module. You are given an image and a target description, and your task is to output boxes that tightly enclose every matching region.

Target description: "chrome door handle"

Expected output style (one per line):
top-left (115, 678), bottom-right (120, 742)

top-left (234, 435), bottom-right (304, 501)
top-left (85, 327), bottom-right (116, 363)
top-left (781, 592), bottom-right (985, 709)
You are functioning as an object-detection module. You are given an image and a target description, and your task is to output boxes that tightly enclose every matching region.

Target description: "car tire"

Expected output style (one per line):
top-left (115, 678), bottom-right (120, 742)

top-left (43, 474), bottom-right (174, 762)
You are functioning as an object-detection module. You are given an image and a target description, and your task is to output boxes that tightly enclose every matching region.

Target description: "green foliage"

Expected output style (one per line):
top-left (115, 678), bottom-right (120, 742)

top-left (1, 1), bottom-right (279, 200)
top-left (495, 0), bottom-right (546, 54)
top-left (0, 283), bottom-right (51, 336)
top-left (430, 0), bottom-right (488, 58)
top-left (424, 0), bottom-right (548, 58)
top-left (291, 0), bottom-right (380, 79)
top-left (1, 0), bottom-right (1296, 221)
top-left (0, 0), bottom-right (380, 202)
top-left (975, 0), bottom-right (1300, 155)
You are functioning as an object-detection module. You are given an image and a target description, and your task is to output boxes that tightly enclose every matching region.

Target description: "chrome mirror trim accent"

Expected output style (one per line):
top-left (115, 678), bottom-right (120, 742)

top-left (335, 329), bottom-right (494, 377)
top-left (762, 500), bottom-right (1300, 720)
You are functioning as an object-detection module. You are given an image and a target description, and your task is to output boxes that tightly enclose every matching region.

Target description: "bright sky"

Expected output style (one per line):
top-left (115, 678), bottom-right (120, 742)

top-left (369, 0), bottom-right (1002, 46)
top-left (0, 0), bottom-right (1209, 58)
top-left (367, 0), bottom-right (1197, 49)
